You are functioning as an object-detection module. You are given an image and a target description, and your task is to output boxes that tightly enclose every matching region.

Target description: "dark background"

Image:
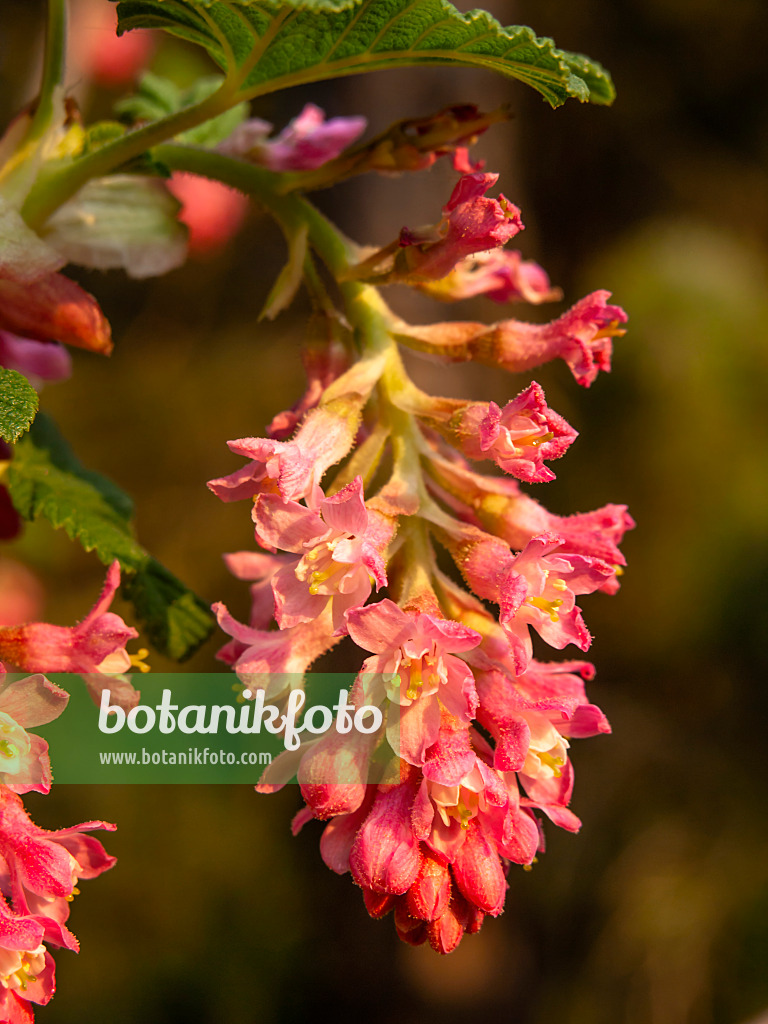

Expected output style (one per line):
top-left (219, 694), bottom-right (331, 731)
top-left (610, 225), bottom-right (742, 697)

top-left (1, 0), bottom-right (768, 1021)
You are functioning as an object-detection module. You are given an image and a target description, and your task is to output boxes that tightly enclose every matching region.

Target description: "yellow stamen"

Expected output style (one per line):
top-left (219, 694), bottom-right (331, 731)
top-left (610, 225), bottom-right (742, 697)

top-left (405, 659), bottom-right (422, 701)
top-left (526, 596), bottom-right (563, 622)
top-left (308, 561), bottom-right (346, 595)
top-left (551, 578), bottom-right (568, 592)
top-left (130, 649), bottom-right (151, 673)
top-left (593, 319), bottom-right (626, 340)
top-left (538, 751), bottom-right (565, 777)
top-left (514, 430), bottom-right (554, 449)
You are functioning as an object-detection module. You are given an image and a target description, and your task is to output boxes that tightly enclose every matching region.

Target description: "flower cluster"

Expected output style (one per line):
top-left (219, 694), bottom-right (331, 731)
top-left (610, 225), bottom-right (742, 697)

top-left (212, 151), bottom-right (632, 952)
top-left (0, 667), bottom-right (115, 1022)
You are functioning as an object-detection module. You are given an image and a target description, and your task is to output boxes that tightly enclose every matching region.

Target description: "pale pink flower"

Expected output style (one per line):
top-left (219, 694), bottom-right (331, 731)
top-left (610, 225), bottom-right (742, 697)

top-left (208, 398), bottom-right (362, 504)
top-left (0, 562), bottom-right (139, 680)
top-left (212, 602), bottom-right (339, 695)
top-left (253, 477), bottom-right (391, 632)
top-left (451, 382), bottom-right (577, 483)
top-left (219, 104), bottom-right (366, 171)
top-left (346, 599), bottom-right (480, 765)
top-left (0, 668), bottom-right (68, 795)
top-left (398, 172), bottom-right (523, 280)
top-left (220, 550), bottom-right (289, 629)
top-left (497, 533), bottom-right (615, 672)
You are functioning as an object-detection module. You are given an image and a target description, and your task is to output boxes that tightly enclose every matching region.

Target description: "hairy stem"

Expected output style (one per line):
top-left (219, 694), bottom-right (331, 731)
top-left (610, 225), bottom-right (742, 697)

top-left (29, 0), bottom-right (67, 143)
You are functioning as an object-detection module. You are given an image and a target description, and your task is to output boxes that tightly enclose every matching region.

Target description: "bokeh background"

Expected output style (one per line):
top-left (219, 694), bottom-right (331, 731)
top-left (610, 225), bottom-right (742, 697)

top-left (1, 0), bottom-right (768, 1021)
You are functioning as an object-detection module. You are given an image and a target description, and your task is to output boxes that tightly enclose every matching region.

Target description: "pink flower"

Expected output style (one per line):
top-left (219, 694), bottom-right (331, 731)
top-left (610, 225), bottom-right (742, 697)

top-left (219, 104), bottom-right (366, 171)
top-left (346, 599), bottom-right (480, 765)
top-left (418, 249), bottom-right (562, 305)
top-left (70, 0), bottom-right (155, 86)
top-left (212, 602), bottom-right (340, 694)
top-left (398, 173), bottom-right (523, 280)
top-left (412, 721), bottom-right (539, 870)
top-left (393, 290), bottom-right (627, 387)
top-left (348, 780), bottom-right (422, 896)
top-left (253, 477), bottom-right (391, 632)
top-left (450, 382), bottom-right (577, 483)
top-left (167, 174), bottom-right (248, 256)
top-left (423, 444), bottom-right (633, 575)
top-left (208, 397), bottom-right (363, 504)
top-left (219, 550), bottom-right (289, 629)
top-left (0, 334), bottom-right (71, 386)
top-left (0, 562), bottom-right (139, 679)
top-left (497, 534), bottom-right (615, 672)
top-left (0, 894), bottom-right (56, 1019)
top-left (0, 788), bottom-right (115, 955)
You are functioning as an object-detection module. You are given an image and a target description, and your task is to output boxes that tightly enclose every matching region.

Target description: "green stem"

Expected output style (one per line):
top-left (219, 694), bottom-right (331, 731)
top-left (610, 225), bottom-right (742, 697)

top-left (21, 84), bottom-right (239, 228)
top-left (155, 144), bottom-right (361, 278)
top-left (29, 0), bottom-right (67, 143)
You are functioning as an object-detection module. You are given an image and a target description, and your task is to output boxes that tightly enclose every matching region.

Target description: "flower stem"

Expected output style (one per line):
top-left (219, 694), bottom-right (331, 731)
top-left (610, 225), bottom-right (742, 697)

top-left (28, 0), bottom-right (67, 144)
top-left (21, 84), bottom-right (239, 228)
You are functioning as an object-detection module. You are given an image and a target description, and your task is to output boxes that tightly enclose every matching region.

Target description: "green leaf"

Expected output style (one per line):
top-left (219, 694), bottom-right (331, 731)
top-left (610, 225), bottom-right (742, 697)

top-left (0, 370), bottom-right (39, 444)
top-left (6, 414), bottom-right (214, 660)
top-left (113, 0), bottom-right (614, 108)
top-left (116, 72), bottom-right (250, 146)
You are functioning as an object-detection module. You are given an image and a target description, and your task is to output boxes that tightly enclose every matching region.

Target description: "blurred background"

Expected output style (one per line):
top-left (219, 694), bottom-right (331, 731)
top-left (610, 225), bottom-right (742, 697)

top-left (1, 0), bottom-right (768, 1021)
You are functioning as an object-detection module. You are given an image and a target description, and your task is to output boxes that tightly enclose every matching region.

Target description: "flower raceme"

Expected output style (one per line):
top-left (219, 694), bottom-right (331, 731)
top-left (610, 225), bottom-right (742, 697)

top-left (207, 150), bottom-right (631, 952)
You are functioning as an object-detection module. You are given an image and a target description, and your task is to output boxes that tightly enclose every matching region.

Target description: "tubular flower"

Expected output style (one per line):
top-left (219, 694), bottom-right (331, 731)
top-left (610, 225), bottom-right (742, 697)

top-left (0, 197), bottom-right (112, 356)
top-left (0, 563), bottom-right (144, 707)
top-left (0, 787), bottom-right (115, 967)
top-left (346, 599), bottom-right (481, 765)
top-left (208, 396), bottom-right (365, 504)
top-left (416, 248), bottom-right (562, 305)
top-left (497, 533), bottom-right (615, 673)
top-left (253, 477), bottom-right (393, 633)
top-left (393, 289), bottom-right (628, 386)
top-left (398, 173), bottom-right (523, 281)
top-left (444, 382), bottom-right (578, 483)
top-left (0, 894), bottom-right (56, 1022)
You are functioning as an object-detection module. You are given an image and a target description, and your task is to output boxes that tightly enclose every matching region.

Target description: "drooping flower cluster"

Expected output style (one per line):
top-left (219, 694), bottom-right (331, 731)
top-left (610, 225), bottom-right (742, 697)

top-left (0, 666), bottom-right (115, 1022)
top-left (212, 139), bottom-right (632, 953)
